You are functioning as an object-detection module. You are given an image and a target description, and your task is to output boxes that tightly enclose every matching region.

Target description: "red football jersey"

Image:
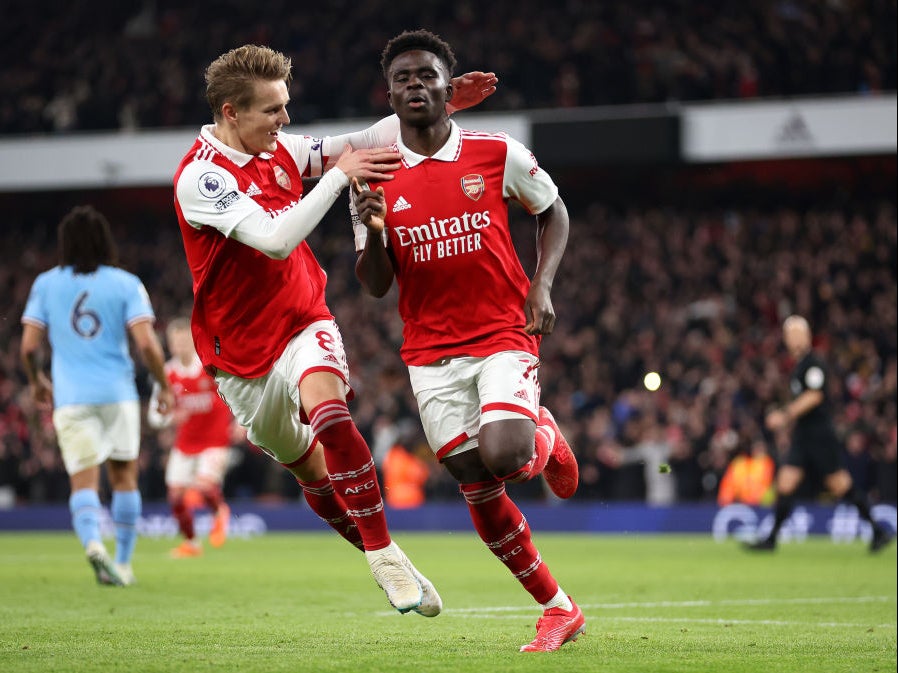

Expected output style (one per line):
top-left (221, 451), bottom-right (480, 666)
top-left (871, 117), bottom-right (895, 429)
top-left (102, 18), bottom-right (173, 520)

top-left (166, 357), bottom-right (233, 455)
top-left (173, 127), bottom-right (333, 378)
top-left (354, 123), bottom-right (558, 366)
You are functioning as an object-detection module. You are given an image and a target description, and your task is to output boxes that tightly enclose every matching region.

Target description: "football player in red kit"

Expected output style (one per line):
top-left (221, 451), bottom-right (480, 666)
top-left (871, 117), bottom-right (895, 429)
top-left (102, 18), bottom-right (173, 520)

top-left (148, 318), bottom-right (239, 558)
top-left (173, 43), bottom-right (496, 615)
top-left (352, 30), bottom-right (583, 652)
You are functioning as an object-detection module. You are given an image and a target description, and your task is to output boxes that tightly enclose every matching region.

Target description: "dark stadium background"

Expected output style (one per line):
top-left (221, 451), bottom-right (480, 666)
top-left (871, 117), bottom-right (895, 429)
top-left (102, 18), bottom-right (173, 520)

top-left (0, 1), bottom-right (894, 515)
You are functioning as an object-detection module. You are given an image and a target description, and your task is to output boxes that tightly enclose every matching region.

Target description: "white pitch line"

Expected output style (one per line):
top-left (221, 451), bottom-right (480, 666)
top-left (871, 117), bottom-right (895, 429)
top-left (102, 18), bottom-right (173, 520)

top-left (442, 595), bottom-right (894, 614)
top-left (583, 596), bottom-right (895, 610)
top-left (376, 596), bottom-right (897, 623)
top-left (603, 616), bottom-right (897, 629)
top-left (377, 609), bottom-right (897, 629)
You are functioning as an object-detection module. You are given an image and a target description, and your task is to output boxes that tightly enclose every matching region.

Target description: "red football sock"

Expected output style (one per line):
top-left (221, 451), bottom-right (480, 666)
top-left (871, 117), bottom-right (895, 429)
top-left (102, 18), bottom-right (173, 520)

top-left (460, 479), bottom-right (559, 604)
top-left (298, 476), bottom-right (365, 550)
top-left (309, 399), bottom-right (390, 551)
top-left (200, 484), bottom-right (224, 512)
top-left (498, 424), bottom-right (553, 483)
top-left (169, 493), bottom-right (195, 541)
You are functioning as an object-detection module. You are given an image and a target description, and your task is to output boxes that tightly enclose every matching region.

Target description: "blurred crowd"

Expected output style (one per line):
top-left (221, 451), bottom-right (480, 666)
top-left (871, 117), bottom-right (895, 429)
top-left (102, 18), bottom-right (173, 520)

top-left (1, 0), bottom-right (895, 507)
top-left (1, 192), bottom-right (895, 506)
top-left (2, 0), bottom-right (895, 135)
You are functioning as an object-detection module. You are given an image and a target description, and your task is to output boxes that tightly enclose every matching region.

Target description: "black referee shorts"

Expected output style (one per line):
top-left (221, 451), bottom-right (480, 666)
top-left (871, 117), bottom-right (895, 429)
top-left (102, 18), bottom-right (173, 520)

top-left (785, 429), bottom-right (843, 478)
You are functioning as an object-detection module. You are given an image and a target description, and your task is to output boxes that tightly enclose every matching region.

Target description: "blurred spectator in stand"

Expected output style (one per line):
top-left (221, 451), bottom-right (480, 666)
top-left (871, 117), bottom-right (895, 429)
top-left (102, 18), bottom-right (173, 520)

top-left (872, 424), bottom-right (897, 504)
top-left (2, 192), bottom-right (894, 505)
top-left (597, 410), bottom-right (675, 505)
top-left (717, 437), bottom-right (776, 507)
top-left (3, 2), bottom-right (896, 136)
top-left (842, 427), bottom-right (878, 498)
top-left (383, 439), bottom-right (432, 510)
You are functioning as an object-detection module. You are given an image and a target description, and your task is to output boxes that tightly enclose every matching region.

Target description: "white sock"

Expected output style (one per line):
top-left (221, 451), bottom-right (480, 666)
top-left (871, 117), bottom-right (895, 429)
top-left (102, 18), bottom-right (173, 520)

top-left (541, 588), bottom-right (572, 612)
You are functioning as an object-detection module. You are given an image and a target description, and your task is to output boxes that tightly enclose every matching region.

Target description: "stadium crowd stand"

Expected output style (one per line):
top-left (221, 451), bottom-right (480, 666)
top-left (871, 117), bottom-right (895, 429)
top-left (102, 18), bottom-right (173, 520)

top-left (1, 191), bottom-right (894, 505)
top-left (1, 0), bottom-right (895, 135)
top-left (0, 1), bottom-right (895, 505)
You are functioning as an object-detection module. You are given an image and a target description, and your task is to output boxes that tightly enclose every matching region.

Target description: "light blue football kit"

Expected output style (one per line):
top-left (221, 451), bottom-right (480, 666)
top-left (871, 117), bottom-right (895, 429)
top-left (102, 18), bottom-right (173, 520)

top-left (22, 264), bottom-right (155, 572)
top-left (21, 265), bottom-right (154, 407)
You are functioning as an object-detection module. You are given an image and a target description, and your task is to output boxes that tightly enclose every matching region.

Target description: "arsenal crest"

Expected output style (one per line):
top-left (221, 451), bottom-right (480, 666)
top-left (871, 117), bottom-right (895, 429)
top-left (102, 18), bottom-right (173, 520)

top-left (273, 164), bottom-right (291, 190)
top-left (461, 174), bottom-right (485, 201)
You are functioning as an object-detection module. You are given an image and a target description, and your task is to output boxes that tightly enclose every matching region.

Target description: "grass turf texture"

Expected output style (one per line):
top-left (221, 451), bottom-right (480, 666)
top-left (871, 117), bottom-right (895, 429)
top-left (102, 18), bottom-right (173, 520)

top-left (0, 532), bottom-right (894, 673)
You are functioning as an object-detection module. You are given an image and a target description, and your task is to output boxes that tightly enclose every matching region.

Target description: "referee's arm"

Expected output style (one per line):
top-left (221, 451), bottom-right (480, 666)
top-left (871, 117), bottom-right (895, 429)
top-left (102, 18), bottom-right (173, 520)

top-left (765, 390), bottom-right (824, 431)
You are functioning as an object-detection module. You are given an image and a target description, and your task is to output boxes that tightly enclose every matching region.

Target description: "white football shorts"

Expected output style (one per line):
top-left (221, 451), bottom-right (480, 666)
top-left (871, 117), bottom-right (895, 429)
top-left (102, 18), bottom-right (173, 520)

top-left (408, 350), bottom-right (541, 461)
top-left (214, 320), bottom-right (351, 464)
top-left (165, 446), bottom-right (231, 488)
top-left (53, 400), bottom-right (141, 475)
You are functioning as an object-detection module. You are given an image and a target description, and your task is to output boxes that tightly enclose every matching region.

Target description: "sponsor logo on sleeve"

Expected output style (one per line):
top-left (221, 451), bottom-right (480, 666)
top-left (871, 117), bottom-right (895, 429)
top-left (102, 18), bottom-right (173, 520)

top-left (198, 171), bottom-right (227, 199)
top-left (461, 174), bottom-right (485, 201)
top-left (214, 191), bottom-right (240, 212)
top-left (528, 152), bottom-right (540, 177)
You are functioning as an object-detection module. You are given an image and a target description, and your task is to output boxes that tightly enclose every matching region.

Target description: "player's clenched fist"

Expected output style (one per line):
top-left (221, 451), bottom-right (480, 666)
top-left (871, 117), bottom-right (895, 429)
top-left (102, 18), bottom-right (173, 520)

top-left (352, 177), bottom-right (386, 232)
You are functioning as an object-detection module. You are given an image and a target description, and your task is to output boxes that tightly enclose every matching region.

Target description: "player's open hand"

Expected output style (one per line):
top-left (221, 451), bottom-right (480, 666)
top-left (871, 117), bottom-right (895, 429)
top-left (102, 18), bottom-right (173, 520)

top-left (336, 146), bottom-right (401, 183)
top-left (352, 177), bottom-right (386, 233)
top-left (447, 71), bottom-right (499, 113)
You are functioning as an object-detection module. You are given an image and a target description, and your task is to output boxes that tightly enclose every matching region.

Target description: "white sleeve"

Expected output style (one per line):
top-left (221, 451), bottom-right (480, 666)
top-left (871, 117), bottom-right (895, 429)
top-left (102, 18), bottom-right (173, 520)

top-left (323, 116), bottom-right (400, 170)
top-left (279, 116), bottom-right (399, 177)
top-left (176, 159), bottom-right (350, 260)
top-left (349, 194), bottom-right (389, 252)
top-left (502, 136), bottom-right (559, 215)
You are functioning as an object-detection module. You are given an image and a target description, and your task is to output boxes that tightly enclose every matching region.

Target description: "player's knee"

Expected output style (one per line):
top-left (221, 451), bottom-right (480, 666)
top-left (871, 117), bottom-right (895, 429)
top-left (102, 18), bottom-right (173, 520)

top-left (169, 493), bottom-right (188, 513)
top-left (480, 441), bottom-right (532, 480)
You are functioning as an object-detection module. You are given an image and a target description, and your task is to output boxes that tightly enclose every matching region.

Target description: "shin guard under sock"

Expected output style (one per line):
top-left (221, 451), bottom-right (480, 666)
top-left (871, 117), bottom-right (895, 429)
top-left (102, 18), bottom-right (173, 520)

top-left (461, 479), bottom-right (558, 604)
top-left (299, 476), bottom-right (365, 550)
top-left (309, 399), bottom-right (390, 551)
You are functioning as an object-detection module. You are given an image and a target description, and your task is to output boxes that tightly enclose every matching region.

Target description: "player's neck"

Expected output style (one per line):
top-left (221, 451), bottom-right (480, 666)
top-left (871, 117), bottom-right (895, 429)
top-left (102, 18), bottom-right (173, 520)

top-left (211, 123), bottom-right (250, 155)
top-left (399, 118), bottom-right (451, 157)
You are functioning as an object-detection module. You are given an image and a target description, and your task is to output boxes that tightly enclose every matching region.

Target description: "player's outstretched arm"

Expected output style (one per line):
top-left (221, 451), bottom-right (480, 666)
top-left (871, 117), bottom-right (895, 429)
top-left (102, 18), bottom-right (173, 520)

top-left (227, 148), bottom-right (400, 259)
top-left (323, 70), bottom-right (499, 165)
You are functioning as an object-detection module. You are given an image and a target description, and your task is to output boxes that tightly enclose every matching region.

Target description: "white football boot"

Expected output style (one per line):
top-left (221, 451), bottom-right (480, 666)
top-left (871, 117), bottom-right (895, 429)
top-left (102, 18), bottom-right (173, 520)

top-left (86, 541), bottom-right (124, 586)
top-left (114, 563), bottom-right (136, 586)
top-left (391, 544), bottom-right (442, 617)
top-left (366, 541), bottom-right (423, 613)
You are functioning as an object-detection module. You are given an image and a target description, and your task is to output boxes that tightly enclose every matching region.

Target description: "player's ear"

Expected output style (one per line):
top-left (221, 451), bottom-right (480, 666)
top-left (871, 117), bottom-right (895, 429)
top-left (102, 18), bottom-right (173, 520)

top-left (445, 81), bottom-right (454, 104)
top-left (221, 101), bottom-right (238, 124)
top-left (387, 90), bottom-right (395, 111)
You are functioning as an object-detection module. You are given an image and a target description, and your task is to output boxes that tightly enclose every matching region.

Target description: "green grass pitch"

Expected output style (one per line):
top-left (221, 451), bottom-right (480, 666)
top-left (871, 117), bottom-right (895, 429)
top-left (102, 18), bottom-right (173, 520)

top-left (1, 532), bottom-right (894, 672)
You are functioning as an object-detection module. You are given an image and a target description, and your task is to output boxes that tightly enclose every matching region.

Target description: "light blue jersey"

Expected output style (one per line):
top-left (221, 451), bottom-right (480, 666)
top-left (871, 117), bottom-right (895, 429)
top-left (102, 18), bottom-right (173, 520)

top-left (21, 265), bottom-right (156, 408)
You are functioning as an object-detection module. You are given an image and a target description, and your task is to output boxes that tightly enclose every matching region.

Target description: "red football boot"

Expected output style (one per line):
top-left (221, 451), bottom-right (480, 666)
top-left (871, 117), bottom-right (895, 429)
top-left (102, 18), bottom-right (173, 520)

top-left (539, 407), bottom-right (579, 499)
top-left (520, 598), bottom-right (586, 652)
